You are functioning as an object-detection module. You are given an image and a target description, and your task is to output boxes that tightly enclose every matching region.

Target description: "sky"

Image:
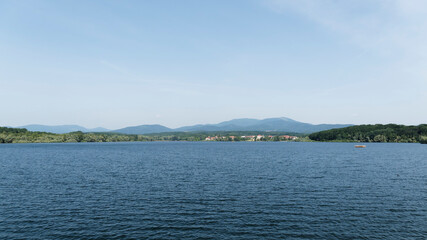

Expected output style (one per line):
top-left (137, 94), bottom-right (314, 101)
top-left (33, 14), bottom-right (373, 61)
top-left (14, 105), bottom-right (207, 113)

top-left (1, 0), bottom-right (426, 129)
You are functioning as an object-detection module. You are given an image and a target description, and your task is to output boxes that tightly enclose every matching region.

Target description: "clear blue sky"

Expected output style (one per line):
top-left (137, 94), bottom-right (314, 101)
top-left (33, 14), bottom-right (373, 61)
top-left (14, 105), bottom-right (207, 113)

top-left (1, 0), bottom-right (426, 129)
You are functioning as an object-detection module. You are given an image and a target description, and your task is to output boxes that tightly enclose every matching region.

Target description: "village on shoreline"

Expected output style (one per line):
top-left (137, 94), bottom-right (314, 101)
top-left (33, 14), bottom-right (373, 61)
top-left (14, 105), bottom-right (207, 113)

top-left (204, 134), bottom-right (299, 141)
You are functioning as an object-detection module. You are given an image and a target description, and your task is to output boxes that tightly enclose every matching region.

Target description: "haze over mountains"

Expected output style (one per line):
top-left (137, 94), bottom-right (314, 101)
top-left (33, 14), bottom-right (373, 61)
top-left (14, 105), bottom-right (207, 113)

top-left (18, 117), bottom-right (352, 134)
top-left (19, 125), bottom-right (110, 134)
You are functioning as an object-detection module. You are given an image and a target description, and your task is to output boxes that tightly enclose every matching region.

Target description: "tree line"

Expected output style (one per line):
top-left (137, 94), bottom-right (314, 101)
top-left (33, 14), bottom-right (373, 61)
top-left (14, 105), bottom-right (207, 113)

top-left (308, 124), bottom-right (427, 143)
top-left (0, 127), bottom-right (144, 143)
top-left (3, 125), bottom-right (426, 144)
top-left (0, 127), bottom-right (306, 144)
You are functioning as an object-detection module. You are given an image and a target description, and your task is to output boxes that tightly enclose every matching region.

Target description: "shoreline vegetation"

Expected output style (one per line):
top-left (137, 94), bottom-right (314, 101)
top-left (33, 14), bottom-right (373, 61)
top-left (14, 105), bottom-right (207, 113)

top-left (0, 127), bottom-right (308, 144)
top-left (1, 124), bottom-right (427, 144)
top-left (309, 124), bottom-right (427, 144)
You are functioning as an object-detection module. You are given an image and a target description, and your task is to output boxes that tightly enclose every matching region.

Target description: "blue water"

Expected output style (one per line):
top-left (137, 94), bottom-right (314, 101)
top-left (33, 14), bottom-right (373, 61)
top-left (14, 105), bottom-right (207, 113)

top-left (0, 142), bottom-right (426, 239)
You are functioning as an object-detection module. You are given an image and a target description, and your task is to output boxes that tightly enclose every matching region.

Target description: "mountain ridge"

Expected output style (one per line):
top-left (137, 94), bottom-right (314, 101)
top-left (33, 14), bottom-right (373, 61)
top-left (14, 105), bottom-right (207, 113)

top-left (111, 124), bottom-right (172, 135)
top-left (16, 117), bottom-right (352, 134)
top-left (113, 117), bottom-right (352, 134)
top-left (18, 124), bottom-right (110, 134)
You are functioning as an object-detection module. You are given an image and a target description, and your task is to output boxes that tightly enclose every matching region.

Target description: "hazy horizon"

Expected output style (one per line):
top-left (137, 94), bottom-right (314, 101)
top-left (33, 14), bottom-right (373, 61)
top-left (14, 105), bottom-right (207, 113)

top-left (1, 0), bottom-right (426, 129)
top-left (7, 116), bottom-right (421, 131)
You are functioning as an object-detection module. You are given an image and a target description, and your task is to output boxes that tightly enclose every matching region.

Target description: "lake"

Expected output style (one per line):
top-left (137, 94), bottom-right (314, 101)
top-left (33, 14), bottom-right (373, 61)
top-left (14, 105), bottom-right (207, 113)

top-left (0, 142), bottom-right (426, 239)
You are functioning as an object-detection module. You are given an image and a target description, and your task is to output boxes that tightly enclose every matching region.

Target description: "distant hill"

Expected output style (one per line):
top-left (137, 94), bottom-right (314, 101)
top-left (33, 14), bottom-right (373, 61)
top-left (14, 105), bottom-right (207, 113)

top-left (112, 117), bottom-right (351, 134)
top-left (19, 125), bottom-right (110, 134)
top-left (175, 117), bottom-right (351, 133)
top-left (16, 117), bottom-right (352, 135)
top-left (309, 124), bottom-right (427, 143)
top-left (112, 124), bottom-right (172, 134)
top-left (88, 127), bottom-right (111, 132)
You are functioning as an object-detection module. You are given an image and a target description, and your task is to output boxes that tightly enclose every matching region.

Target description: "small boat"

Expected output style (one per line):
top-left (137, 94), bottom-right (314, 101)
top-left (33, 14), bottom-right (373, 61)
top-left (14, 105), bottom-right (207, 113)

top-left (355, 145), bottom-right (366, 148)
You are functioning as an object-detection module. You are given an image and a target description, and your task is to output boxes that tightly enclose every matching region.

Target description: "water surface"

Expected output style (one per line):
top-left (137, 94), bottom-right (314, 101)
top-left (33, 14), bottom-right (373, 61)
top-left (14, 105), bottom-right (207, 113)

top-left (0, 142), bottom-right (426, 239)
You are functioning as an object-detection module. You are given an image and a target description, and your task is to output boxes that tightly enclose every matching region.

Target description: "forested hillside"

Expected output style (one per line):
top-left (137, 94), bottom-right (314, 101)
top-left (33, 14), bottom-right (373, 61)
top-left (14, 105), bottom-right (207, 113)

top-left (309, 124), bottom-right (427, 143)
top-left (0, 127), bottom-right (144, 143)
top-left (0, 127), bottom-right (304, 143)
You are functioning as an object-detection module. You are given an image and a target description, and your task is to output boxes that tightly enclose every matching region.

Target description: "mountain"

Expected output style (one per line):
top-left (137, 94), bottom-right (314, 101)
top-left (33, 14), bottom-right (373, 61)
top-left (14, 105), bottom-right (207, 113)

top-left (112, 124), bottom-right (172, 134)
top-left (111, 117), bottom-right (352, 134)
top-left (88, 127), bottom-right (111, 132)
top-left (175, 117), bottom-right (351, 133)
top-left (19, 125), bottom-right (110, 134)
top-left (17, 117), bottom-right (352, 135)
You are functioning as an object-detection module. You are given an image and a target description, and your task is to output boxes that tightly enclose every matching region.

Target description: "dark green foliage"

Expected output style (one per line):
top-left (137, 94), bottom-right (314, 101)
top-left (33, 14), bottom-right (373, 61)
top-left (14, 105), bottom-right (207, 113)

top-left (309, 124), bottom-right (427, 143)
top-left (0, 127), bottom-right (307, 144)
top-left (0, 127), bottom-right (148, 144)
top-left (0, 127), bottom-right (28, 134)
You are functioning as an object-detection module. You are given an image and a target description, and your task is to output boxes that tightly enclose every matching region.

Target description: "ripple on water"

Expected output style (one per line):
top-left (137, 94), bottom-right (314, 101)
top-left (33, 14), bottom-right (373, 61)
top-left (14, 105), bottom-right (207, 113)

top-left (0, 142), bottom-right (426, 239)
